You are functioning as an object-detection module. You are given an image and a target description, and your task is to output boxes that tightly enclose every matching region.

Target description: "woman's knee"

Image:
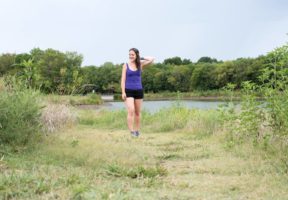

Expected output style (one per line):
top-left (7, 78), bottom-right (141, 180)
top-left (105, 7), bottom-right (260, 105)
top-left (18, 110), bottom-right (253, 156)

top-left (134, 111), bottom-right (141, 117)
top-left (127, 108), bottom-right (135, 116)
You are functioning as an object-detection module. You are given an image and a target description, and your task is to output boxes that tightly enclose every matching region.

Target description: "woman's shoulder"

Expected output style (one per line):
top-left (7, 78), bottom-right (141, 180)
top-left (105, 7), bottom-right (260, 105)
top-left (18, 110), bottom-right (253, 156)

top-left (122, 63), bottom-right (128, 71)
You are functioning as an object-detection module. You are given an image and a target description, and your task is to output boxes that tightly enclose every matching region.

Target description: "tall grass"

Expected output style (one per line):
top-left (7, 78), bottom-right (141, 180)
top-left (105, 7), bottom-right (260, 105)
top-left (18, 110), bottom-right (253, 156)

top-left (0, 78), bottom-right (5, 92)
top-left (40, 103), bottom-right (77, 133)
top-left (78, 102), bottom-right (222, 137)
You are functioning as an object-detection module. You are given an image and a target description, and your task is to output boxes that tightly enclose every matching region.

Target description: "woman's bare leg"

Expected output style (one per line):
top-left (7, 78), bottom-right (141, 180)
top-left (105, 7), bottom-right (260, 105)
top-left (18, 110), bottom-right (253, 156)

top-left (125, 97), bottom-right (135, 131)
top-left (134, 99), bottom-right (143, 131)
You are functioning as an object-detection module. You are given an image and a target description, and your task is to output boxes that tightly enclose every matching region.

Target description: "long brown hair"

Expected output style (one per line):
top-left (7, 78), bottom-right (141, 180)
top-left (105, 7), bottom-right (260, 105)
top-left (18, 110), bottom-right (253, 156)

top-left (129, 48), bottom-right (141, 69)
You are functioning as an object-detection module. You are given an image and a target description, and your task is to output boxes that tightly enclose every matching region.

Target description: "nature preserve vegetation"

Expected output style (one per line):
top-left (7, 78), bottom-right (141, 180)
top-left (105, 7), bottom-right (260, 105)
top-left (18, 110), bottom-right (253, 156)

top-left (0, 45), bottom-right (280, 95)
top-left (0, 43), bottom-right (288, 199)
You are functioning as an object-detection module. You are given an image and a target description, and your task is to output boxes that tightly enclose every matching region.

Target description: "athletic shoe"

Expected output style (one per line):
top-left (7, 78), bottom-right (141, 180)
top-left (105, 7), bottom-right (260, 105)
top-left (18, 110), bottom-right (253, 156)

top-left (130, 131), bottom-right (137, 137)
top-left (135, 130), bottom-right (140, 137)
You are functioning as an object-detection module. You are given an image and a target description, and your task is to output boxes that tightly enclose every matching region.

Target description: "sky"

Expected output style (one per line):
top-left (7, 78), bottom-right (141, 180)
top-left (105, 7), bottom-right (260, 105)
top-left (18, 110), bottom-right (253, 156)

top-left (0, 0), bottom-right (287, 66)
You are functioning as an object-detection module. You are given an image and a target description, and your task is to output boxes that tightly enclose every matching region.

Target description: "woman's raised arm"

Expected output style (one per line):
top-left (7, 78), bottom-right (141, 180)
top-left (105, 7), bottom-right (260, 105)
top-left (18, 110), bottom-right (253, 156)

top-left (140, 57), bottom-right (155, 69)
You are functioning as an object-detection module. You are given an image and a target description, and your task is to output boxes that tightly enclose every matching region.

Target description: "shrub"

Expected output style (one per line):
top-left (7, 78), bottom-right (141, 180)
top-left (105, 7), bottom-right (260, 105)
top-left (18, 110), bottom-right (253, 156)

top-left (220, 44), bottom-right (288, 172)
top-left (0, 76), bottom-right (42, 149)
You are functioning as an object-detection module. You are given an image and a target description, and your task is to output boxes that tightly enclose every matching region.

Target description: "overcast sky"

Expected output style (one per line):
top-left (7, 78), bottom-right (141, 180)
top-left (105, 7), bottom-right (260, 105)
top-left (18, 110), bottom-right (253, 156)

top-left (0, 0), bottom-right (287, 66)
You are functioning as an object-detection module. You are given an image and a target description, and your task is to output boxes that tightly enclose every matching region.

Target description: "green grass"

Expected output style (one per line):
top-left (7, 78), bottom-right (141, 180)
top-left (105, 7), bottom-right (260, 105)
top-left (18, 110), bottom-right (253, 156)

top-left (78, 104), bottom-right (221, 135)
top-left (1, 107), bottom-right (288, 199)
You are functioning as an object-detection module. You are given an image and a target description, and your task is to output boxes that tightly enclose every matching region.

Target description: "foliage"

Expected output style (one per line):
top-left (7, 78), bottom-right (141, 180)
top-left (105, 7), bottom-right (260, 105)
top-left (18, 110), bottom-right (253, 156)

top-left (221, 44), bottom-right (288, 171)
top-left (0, 76), bottom-right (42, 150)
top-left (1, 45), bottom-right (284, 94)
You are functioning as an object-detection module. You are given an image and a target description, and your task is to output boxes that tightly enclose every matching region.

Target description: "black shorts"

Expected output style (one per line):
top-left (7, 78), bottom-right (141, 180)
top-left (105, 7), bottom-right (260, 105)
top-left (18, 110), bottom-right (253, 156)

top-left (125, 88), bottom-right (144, 99)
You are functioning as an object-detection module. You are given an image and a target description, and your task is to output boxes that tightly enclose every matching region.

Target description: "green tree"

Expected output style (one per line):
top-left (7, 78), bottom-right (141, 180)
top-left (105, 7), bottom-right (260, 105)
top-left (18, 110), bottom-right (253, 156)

top-left (197, 56), bottom-right (218, 63)
top-left (30, 48), bottom-right (83, 94)
top-left (214, 61), bottom-right (235, 88)
top-left (163, 56), bottom-right (183, 65)
top-left (142, 67), bottom-right (159, 92)
top-left (190, 63), bottom-right (217, 90)
top-left (182, 58), bottom-right (192, 65)
top-left (15, 53), bottom-right (32, 64)
top-left (18, 59), bottom-right (40, 89)
top-left (168, 65), bottom-right (191, 92)
top-left (0, 53), bottom-right (16, 76)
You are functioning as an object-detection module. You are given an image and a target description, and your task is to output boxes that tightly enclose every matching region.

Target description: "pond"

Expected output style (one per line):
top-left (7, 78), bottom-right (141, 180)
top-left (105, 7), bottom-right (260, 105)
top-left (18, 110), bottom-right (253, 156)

top-left (97, 100), bottom-right (227, 113)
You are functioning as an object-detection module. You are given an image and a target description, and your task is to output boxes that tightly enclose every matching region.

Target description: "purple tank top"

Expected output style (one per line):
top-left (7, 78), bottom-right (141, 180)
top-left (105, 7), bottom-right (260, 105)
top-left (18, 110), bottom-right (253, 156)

top-left (125, 63), bottom-right (143, 90)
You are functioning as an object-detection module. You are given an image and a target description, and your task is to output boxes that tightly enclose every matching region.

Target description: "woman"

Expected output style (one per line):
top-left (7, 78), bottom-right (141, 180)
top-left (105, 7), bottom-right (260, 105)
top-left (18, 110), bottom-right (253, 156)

top-left (121, 48), bottom-right (154, 137)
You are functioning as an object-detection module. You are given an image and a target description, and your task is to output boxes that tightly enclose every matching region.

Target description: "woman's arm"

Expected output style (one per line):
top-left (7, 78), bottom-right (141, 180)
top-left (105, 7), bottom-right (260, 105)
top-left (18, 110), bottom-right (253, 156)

top-left (140, 56), bottom-right (155, 69)
top-left (121, 63), bottom-right (127, 100)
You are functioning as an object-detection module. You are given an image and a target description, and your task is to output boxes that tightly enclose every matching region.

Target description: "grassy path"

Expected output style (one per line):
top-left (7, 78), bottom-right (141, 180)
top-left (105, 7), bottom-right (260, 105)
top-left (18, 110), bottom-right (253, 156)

top-left (1, 124), bottom-right (288, 199)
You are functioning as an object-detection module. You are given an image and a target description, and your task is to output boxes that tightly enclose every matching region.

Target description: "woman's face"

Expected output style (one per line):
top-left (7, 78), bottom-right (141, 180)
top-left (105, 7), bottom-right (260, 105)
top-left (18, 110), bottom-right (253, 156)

top-left (129, 50), bottom-right (136, 62)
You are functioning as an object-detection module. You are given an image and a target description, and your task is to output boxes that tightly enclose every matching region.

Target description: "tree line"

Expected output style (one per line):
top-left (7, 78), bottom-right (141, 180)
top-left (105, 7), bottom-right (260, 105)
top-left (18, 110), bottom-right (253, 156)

top-left (0, 45), bottom-right (286, 94)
